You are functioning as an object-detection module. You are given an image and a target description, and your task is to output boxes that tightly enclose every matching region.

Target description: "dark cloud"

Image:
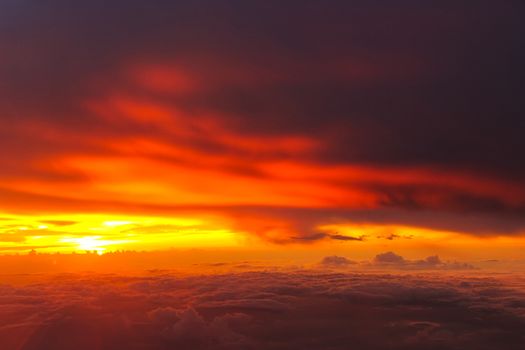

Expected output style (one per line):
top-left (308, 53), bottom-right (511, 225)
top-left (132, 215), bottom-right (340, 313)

top-left (329, 234), bottom-right (364, 241)
top-left (378, 233), bottom-right (413, 241)
top-left (2, 1), bottom-right (523, 173)
top-left (374, 251), bottom-right (406, 264)
top-left (371, 251), bottom-right (475, 270)
top-left (0, 270), bottom-right (524, 349)
top-left (319, 255), bottom-right (356, 268)
top-left (0, 0), bottom-right (524, 239)
top-left (293, 232), bottom-right (364, 242)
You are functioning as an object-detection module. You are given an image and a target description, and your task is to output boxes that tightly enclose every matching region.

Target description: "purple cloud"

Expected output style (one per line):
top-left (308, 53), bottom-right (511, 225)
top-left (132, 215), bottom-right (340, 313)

top-left (0, 270), bottom-right (524, 349)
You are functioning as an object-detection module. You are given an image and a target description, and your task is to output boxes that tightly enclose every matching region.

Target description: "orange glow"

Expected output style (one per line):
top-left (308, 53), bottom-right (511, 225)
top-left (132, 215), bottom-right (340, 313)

top-left (2, 4), bottom-right (525, 349)
top-left (1, 210), bottom-right (524, 265)
top-left (1, 64), bottom-right (524, 263)
top-left (0, 212), bottom-right (242, 254)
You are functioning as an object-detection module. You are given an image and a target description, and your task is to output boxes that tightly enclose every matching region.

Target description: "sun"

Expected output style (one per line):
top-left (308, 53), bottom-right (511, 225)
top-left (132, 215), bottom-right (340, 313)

top-left (61, 236), bottom-right (111, 254)
top-left (75, 237), bottom-right (103, 251)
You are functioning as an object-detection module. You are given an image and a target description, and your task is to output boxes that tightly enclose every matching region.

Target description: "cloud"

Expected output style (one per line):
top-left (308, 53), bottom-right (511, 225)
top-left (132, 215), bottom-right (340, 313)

top-left (329, 234), bottom-right (364, 241)
top-left (148, 306), bottom-right (180, 324)
top-left (0, 270), bottom-right (524, 349)
top-left (374, 251), bottom-right (406, 264)
top-left (0, 0), bottom-right (524, 244)
top-left (319, 255), bottom-right (356, 268)
top-left (371, 251), bottom-right (475, 270)
top-left (292, 232), bottom-right (364, 243)
top-left (378, 233), bottom-right (413, 241)
top-left (160, 308), bottom-right (252, 349)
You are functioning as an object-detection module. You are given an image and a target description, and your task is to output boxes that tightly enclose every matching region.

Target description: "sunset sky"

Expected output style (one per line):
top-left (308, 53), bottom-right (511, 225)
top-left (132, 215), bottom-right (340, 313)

top-left (1, 1), bottom-right (524, 262)
top-left (1, 2), bottom-right (525, 349)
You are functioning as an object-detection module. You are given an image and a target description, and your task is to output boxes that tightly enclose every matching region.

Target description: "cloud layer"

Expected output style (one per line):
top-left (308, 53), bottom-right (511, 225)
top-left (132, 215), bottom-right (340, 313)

top-left (1, 1), bottom-right (525, 243)
top-left (1, 270), bottom-right (524, 349)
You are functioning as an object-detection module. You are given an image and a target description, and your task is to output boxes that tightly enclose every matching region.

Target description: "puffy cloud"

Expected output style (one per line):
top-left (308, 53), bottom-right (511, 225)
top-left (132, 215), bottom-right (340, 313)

top-left (374, 251), bottom-right (406, 264)
top-left (371, 252), bottom-right (475, 270)
top-left (319, 256), bottom-right (356, 268)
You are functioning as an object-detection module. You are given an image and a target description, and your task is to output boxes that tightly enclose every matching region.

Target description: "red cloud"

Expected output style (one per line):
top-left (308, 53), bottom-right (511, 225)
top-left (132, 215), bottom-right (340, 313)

top-left (1, 0), bottom-right (525, 245)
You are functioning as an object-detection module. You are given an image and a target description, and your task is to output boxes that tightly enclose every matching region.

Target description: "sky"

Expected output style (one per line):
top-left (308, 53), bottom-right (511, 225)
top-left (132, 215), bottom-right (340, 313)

top-left (2, 2), bottom-right (525, 350)
top-left (1, 1), bottom-right (525, 260)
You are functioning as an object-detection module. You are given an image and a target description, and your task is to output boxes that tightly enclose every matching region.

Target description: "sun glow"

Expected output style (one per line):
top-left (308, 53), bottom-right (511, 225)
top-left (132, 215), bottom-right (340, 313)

top-left (103, 220), bottom-right (133, 227)
top-left (60, 236), bottom-right (129, 254)
top-left (1, 212), bottom-right (524, 260)
top-left (0, 213), bottom-right (241, 254)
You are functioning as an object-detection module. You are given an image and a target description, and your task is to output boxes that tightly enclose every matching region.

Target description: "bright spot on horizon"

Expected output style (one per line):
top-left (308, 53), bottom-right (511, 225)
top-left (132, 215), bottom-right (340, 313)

top-left (0, 213), bottom-right (243, 254)
top-left (60, 236), bottom-right (132, 253)
top-left (103, 220), bottom-right (133, 227)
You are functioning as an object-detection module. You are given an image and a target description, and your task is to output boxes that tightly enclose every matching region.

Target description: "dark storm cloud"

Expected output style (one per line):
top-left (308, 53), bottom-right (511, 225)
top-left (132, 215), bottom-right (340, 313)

top-left (1, 270), bottom-right (524, 349)
top-left (2, 0), bottom-right (524, 173)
